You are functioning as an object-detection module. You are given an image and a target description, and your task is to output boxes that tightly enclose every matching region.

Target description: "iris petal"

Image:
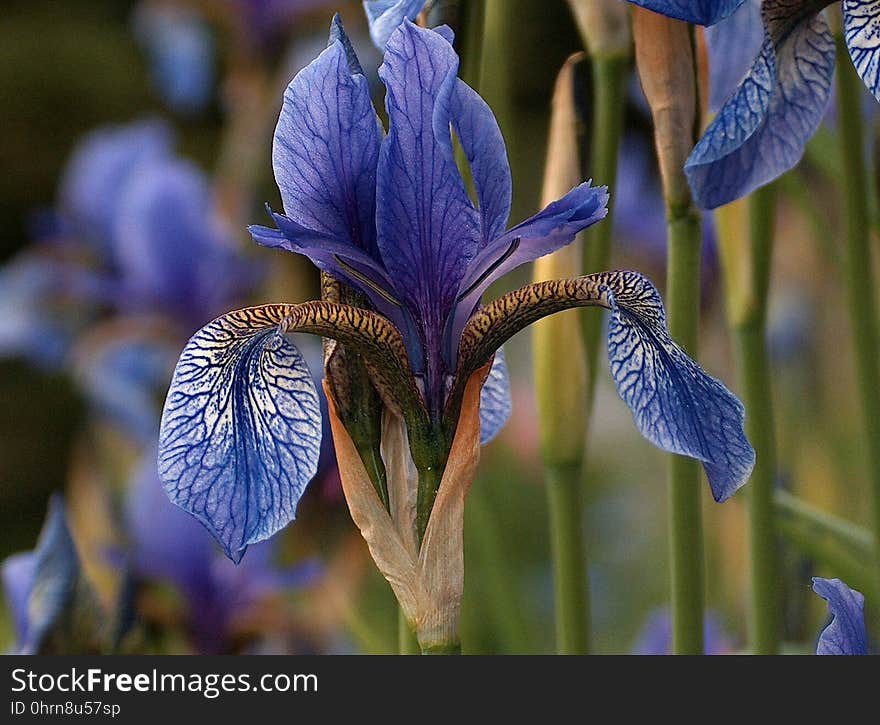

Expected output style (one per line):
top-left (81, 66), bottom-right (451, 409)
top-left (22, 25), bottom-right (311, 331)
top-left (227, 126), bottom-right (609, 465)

top-left (158, 306), bottom-right (322, 563)
top-left (705, 0), bottom-right (764, 112)
top-left (364, 0), bottom-right (426, 49)
top-left (376, 22), bottom-right (480, 360)
top-left (479, 348), bottom-right (512, 445)
top-left (450, 182), bottom-right (608, 364)
top-left (606, 273), bottom-right (754, 501)
top-left (685, 4), bottom-right (835, 209)
top-left (843, 0), bottom-right (880, 101)
top-left (448, 79), bottom-right (512, 243)
top-left (812, 577), bottom-right (868, 655)
top-left (626, 0), bottom-right (745, 26)
top-left (272, 38), bottom-right (382, 257)
top-left (1, 552), bottom-right (36, 646)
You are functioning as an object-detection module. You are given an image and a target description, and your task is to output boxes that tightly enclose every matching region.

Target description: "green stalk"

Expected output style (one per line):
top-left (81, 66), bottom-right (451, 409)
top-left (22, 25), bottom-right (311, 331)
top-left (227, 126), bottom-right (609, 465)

top-left (731, 188), bottom-right (780, 654)
top-left (546, 463), bottom-right (590, 653)
top-left (581, 54), bottom-right (628, 403)
top-left (666, 211), bottom-right (705, 654)
top-left (835, 33), bottom-right (880, 608)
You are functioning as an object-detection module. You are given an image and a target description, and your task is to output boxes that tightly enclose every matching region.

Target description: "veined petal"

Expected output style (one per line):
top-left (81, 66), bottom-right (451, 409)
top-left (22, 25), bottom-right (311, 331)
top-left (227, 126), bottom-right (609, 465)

top-left (685, 4), bottom-right (835, 209)
top-left (364, 0), bottom-right (426, 49)
top-left (376, 22), bottom-right (480, 366)
top-left (20, 495), bottom-right (81, 655)
top-left (273, 33), bottom-right (381, 256)
top-left (479, 348), bottom-right (512, 445)
top-left (158, 306), bottom-right (323, 563)
top-left (457, 272), bottom-right (754, 501)
top-left (812, 577), bottom-right (868, 655)
top-left (249, 211), bottom-right (410, 337)
top-left (450, 182), bottom-right (608, 363)
top-left (447, 80), bottom-right (512, 243)
top-left (843, 0), bottom-right (880, 101)
top-left (605, 273), bottom-right (754, 501)
top-left (705, 0), bottom-right (764, 112)
top-left (626, 0), bottom-right (745, 25)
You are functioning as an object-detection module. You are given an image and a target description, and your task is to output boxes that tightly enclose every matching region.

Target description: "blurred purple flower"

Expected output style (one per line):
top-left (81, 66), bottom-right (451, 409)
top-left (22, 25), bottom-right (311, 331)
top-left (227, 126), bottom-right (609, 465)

top-left (124, 454), bottom-right (322, 653)
top-left (133, 3), bottom-right (216, 116)
top-left (632, 608), bottom-right (733, 655)
top-left (1, 495), bottom-right (81, 654)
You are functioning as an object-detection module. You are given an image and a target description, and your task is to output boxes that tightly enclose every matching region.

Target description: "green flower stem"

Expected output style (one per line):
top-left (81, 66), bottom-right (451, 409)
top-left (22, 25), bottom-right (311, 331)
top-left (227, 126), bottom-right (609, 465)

top-left (666, 210), bottom-right (705, 655)
top-left (398, 609), bottom-right (419, 654)
top-left (421, 642), bottom-right (462, 654)
top-left (731, 186), bottom-right (780, 654)
top-left (835, 33), bottom-right (880, 609)
top-left (546, 463), bottom-right (590, 654)
top-left (581, 54), bottom-right (628, 404)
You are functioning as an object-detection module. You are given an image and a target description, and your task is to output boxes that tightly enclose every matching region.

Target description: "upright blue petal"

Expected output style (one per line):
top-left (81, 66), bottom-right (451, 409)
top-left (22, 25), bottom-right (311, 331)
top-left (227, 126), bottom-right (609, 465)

top-left (364, 0), bottom-right (426, 49)
top-left (685, 3), bottom-right (835, 209)
top-left (605, 272), bottom-right (755, 501)
top-left (479, 349), bottom-right (512, 445)
top-left (447, 80), bottom-right (512, 243)
top-left (626, 0), bottom-right (745, 26)
top-left (272, 37), bottom-right (382, 257)
top-left (450, 183), bottom-right (608, 363)
top-left (19, 496), bottom-right (81, 655)
top-left (158, 306), bottom-right (322, 563)
top-left (843, 0), bottom-right (880, 101)
top-left (812, 577), bottom-right (868, 655)
top-left (376, 22), bottom-right (480, 377)
top-left (58, 121), bottom-right (173, 252)
top-left (1, 552), bottom-right (36, 646)
top-left (705, 0), bottom-right (764, 112)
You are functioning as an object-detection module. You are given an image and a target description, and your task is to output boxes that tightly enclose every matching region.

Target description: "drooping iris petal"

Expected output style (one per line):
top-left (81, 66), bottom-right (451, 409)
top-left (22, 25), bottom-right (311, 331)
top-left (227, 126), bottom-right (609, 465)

top-left (626, 0), bottom-right (745, 25)
top-left (1, 552), bottom-right (36, 646)
top-left (705, 0), bottom-right (764, 112)
top-left (58, 121), bottom-right (173, 252)
top-left (605, 272), bottom-right (755, 501)
top-left (272, 39), bottom-right (382, 257)
top-left (377, 22), bottom-right (480, 371)
top-left (843, 0), bottom-right (880, 101)
top-left (20, 495), bottom-right (81, 655)
top-left (364, 0), bottom-right (426, 49)
top-left (448, 80), bottom-right (512, 243)
top-left (450, 183), bottom-right (608, 362)
top-left (685, 4), bottom-right (835, 209)
top-left (479, 348), bottom-right (512, 445)
top-left (158, 306), bottom-right (322, 563)
top-left (812, 577), bottom-right (868, 655)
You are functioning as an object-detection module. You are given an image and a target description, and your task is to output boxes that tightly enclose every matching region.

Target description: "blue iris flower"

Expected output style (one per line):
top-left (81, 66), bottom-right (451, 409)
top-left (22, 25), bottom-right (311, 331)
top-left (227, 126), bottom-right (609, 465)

top-left (633, 0), bottom-right (880, 208)
top-left (1, 496), bottom-right (81, 654)
top-left (158, 18), bottom-right (754, 563)
top-left (124, 455), bottom-right (321, 653)
top-left (812, 576), bottom-right (868, 655)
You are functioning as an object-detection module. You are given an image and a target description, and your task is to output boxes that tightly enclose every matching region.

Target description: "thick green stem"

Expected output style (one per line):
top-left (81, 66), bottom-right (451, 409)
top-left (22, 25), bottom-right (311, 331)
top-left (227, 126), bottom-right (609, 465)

top-left (666, 211), bottom-right (704, 654)
top-left (835, 34), bottom-right (880, 608)
top-left (546, 463), bottom-right (590, 654)
top-left (420, 641), bottom-right (462, 654)
top-left (731, 186), bottom-right (780, 654)
top-left (398, 609), bottom-right (419, 654)
top-left (581, 54), bottom-right (628, 405)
